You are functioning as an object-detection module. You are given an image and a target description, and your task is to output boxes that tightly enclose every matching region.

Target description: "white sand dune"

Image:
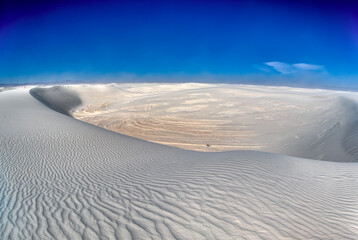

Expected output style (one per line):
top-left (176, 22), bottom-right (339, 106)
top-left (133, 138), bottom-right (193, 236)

top-left (1, 86), bottom-right (358, 239)
top-left (71, 83), bottom-right (358, 162)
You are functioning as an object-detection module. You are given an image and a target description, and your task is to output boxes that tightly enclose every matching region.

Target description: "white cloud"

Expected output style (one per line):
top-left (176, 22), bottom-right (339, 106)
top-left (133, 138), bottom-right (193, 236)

top-left (265, 62), bottom-right (295, 74)
top-left (264, 62), bottom-right (325, 74)
top-left (292, 63), bottom-right (324, 71)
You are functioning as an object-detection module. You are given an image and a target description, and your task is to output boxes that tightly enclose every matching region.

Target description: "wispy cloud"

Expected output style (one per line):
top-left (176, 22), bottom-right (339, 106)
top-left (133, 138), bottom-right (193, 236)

top-left (264, 62), bottom-right (325, 74)
top-left (265, 62), bottom-right (294, 74)
top-left (292, 63), bottom-right (324, 71)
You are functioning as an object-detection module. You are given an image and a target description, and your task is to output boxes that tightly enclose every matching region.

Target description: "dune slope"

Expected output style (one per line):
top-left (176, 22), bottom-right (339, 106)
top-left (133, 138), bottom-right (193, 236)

top-left (0, 88), bottom-right (358, 239)
top-left (68, 83), bottom-right (358, 162)
top-left (30, 86), bottom-right (82, 116)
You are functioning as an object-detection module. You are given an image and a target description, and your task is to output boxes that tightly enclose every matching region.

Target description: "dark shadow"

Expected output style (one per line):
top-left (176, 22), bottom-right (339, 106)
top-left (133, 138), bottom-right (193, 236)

top-left (30, 86), bottom-right (82, 117)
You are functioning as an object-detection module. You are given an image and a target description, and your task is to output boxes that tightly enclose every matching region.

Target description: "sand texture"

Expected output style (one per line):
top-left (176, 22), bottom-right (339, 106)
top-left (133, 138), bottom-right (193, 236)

top-left (71, 83), bottom-right (358, 162)
top-left (1, 86), bottom-right (358, 239)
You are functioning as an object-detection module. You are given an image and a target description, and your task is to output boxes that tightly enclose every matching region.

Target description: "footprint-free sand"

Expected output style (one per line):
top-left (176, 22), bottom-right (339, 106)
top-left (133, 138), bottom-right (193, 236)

top-left (1, 84), bottom-right (358, 239)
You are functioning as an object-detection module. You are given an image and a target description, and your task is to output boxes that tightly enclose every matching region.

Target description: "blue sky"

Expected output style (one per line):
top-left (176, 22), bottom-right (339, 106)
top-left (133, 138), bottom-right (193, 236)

top-left (1, 0), bottom-right (358, 88)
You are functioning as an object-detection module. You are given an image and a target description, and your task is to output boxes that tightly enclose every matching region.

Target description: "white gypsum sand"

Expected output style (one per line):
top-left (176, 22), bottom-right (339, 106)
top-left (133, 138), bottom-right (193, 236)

top-left (70, 83), bottom-right (358, 162)
top-left (0, 85), bottom-right (358, 239)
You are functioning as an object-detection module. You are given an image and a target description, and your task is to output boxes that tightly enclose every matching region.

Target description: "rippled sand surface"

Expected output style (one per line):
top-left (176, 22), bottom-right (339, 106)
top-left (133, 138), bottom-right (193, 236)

top-left (1, 85), bottom-right (358, 239)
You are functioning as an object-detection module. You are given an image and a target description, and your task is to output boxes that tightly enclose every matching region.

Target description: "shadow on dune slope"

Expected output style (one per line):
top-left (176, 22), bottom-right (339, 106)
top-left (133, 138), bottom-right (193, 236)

top-left (289, 96), bottom-right (358, 162)
top-left (30, 86), bottom-right (82, 117)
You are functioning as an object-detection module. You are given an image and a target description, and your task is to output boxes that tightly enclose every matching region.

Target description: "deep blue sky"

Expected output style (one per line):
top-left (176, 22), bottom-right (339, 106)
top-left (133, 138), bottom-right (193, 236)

top-left (1, 0), bottom-right (358, 88)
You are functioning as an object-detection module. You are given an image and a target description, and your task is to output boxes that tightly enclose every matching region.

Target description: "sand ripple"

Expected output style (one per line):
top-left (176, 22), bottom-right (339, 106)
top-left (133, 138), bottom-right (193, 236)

top-left (0, 88), bottom-right (358, 239)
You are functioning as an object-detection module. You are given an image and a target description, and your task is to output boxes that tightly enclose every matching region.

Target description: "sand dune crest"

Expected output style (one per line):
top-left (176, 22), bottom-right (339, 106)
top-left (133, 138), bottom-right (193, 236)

top-left (1, 86), bottom-right (358, 239)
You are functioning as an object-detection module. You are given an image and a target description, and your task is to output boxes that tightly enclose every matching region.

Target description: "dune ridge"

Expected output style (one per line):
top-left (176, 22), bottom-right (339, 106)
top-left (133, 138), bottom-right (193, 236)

top-left (0, 87), bottom-right (358, 239)
top-left (30, 86), bottom-right (82, 116)
top-left (46, 83), bottom-right (358, 162)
